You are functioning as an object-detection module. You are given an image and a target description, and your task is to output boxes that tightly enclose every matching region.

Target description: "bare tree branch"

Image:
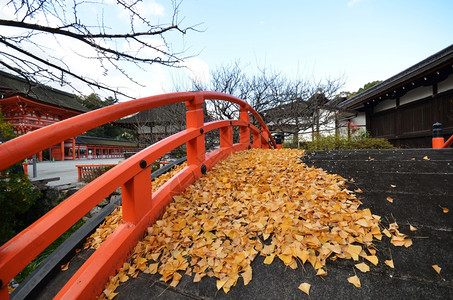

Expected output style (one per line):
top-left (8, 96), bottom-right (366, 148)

top-left (0, 0), bottom-right (198, 98)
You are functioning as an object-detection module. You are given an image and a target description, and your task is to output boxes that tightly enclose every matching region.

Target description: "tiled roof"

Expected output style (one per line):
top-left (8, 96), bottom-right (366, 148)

top-left (339, 44), bottom-right (453, 109)
top-left (0, 70), bottom-right (89, 112)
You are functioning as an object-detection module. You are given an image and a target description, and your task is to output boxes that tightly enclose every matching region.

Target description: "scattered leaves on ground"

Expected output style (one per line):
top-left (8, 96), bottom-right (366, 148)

top-left (91, 149), bottom-right (412, 298)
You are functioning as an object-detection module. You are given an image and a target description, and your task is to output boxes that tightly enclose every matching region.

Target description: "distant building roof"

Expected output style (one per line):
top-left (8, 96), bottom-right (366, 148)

top-left (0, 70), bottom-right (89, 113)
top-left (75, 135), bottom-right (137, 147)
top-left (339, 44), bottom-right (453, 109)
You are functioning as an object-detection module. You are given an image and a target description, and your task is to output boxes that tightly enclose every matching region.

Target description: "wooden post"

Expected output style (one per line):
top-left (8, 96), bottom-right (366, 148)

top-left (185, 95), bottom-right (205, 167)
top-left (239, 107), bottom-right (250, 146)
top-left (122, 164), bottom-right (152, 224)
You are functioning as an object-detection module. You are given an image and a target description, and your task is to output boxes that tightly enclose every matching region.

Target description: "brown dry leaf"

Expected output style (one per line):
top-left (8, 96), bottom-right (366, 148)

top-left (298, 282), bottom-right (311, 295)
top-left (355, 262), bottom-right (370, 273)
top-left (347, 275), bottom-right (361, 288)
top-left (61, 262), bottom-right (70, 271)
top-left (386, 197), bottom-right (394, 203)
top-left (432, 265), bottom-right (441, 274)
top-left (385, 259), bottom-right (394, 269)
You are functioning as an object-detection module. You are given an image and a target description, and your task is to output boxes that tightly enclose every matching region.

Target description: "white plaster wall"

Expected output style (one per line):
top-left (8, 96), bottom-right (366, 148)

top-left (351, 112), bottom-right (366, 127)
top-left (374, 98), bottom-right (396, 113)
top-left (438, 73), bottom-right (453, 94)
top-left (400, 85), bottom-right (432, 106)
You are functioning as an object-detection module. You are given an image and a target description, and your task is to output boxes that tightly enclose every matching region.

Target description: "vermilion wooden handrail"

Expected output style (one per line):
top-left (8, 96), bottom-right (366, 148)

top-left (0, 91), bottom-right (276, 299)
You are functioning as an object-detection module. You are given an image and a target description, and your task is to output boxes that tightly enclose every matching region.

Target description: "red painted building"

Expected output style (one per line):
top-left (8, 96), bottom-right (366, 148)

top-left (0, 70), bottom-right (137, 160)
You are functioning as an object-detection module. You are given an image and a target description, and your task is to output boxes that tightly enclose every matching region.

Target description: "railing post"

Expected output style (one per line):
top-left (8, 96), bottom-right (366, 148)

top-left (122, 162), bottom-right (152, 224)
top-left (220, 122), bottom-right (233, 148)
top-left (262, 131), bottom-right (270, 149)
top-left (252, 130), bottom-right (261, 148)
top-left (239, 106), bottom-right (250, 146)
top-left (432, 122), bottom-right (444, 149)
top-left (185, 94), bottom-right (205, 167)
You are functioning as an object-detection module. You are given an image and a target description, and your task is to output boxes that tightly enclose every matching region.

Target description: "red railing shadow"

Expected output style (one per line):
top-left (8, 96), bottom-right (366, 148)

top-left (0, 91), bottom-right (276, 299)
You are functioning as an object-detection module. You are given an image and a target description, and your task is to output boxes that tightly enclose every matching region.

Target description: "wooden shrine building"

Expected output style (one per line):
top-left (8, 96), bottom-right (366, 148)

top-left (0, 70), bottom-right (137, 160)
top-left (339, 44), bottom-right (453, 148)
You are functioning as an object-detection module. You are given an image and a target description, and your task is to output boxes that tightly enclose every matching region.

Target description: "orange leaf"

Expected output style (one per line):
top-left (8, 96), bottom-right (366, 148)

top-left (440, 206), bottom-right (449, 213)
top-left (409, 224), bottom-right (417, 231)
top-left (386, 196), bottom-right (393, 203)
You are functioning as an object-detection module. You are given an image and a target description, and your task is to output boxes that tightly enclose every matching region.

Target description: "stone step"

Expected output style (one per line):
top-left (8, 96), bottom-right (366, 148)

top-left (112, 227), bottom-right (453, 299)
top-left (355, 191), bottom-right (452, 230)
top-left (335, 170), bottom-right (451, 195)
top-left (303, 148), bottom-right (453, 161)
top-left (303, 159), bottom-right (453, 174)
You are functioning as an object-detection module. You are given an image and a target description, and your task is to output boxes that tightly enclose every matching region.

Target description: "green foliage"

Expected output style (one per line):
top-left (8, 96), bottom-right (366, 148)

top-left (86, 165), bottom-right (116, 182)
top-left (302, 133), bottom-right (394, 151)
top-left (0, 105), bottom-right (16, 142)
top-left (75, 93), bottom-right (135, 140)
top-left (0, 166), bottom-right (42, 245)
top-left (76, 93), bottom-right (118, 110)
top-left (348, 80), bottom-right (382, 98)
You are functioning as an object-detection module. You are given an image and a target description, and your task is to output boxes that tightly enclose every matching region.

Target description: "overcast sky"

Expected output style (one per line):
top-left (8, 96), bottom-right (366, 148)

top-left (1, 0), bottom-right (452, 99)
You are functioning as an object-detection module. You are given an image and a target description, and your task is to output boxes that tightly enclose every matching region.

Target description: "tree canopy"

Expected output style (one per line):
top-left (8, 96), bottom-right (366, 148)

top-left (0, 0), bottom-right (196, 98)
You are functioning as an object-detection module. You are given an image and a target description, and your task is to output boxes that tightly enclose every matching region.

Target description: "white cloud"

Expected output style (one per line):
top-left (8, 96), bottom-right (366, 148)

top-left (182, 57), bottom-right (211, 86)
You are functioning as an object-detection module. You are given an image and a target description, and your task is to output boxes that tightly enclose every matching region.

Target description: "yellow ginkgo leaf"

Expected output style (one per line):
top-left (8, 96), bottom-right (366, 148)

top-left (316, 268), bottom-right (328, 276)
top-left (440, 206), bottom-right (449, 213)
top-left (355, 262), bottom-right (370, 272)
top-left (364, 255), bottom-right (378, 266)
top-left (61, 262), bottom-right (70, 271)
top-left (298, 282), bottom-right (311, 295)
top-left (385, 259), bottom-right (394, 269)
top-left (409, 224), bottom-right (417, 231)
top-left (432, 265), bottom-right (441, 274)
top-left (264, 254), bottom-right (275, 265)
top-left (423, 156), bottom-right (430, 160)
top-left (347, 275), bottom-right (361, 288)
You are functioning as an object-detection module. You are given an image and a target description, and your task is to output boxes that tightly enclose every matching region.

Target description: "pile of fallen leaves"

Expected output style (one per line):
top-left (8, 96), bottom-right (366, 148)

top-left (84, 162), bottom-right (187, 250)
top-left (94, 149), bottom-right (411, 298)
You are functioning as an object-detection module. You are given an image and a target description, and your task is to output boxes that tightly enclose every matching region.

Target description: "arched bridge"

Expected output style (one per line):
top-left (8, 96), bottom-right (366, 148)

top-left (0, 92), bottom-right (277, 299)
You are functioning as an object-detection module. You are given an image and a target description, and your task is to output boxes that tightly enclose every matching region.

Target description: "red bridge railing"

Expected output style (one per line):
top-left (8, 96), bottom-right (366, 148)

top-left (0, 91), bottom-right (276, 299)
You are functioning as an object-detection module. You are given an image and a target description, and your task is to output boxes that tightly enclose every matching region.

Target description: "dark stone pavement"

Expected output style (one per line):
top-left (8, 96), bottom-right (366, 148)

top-left (22, 149), bottom-right (453, 299)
